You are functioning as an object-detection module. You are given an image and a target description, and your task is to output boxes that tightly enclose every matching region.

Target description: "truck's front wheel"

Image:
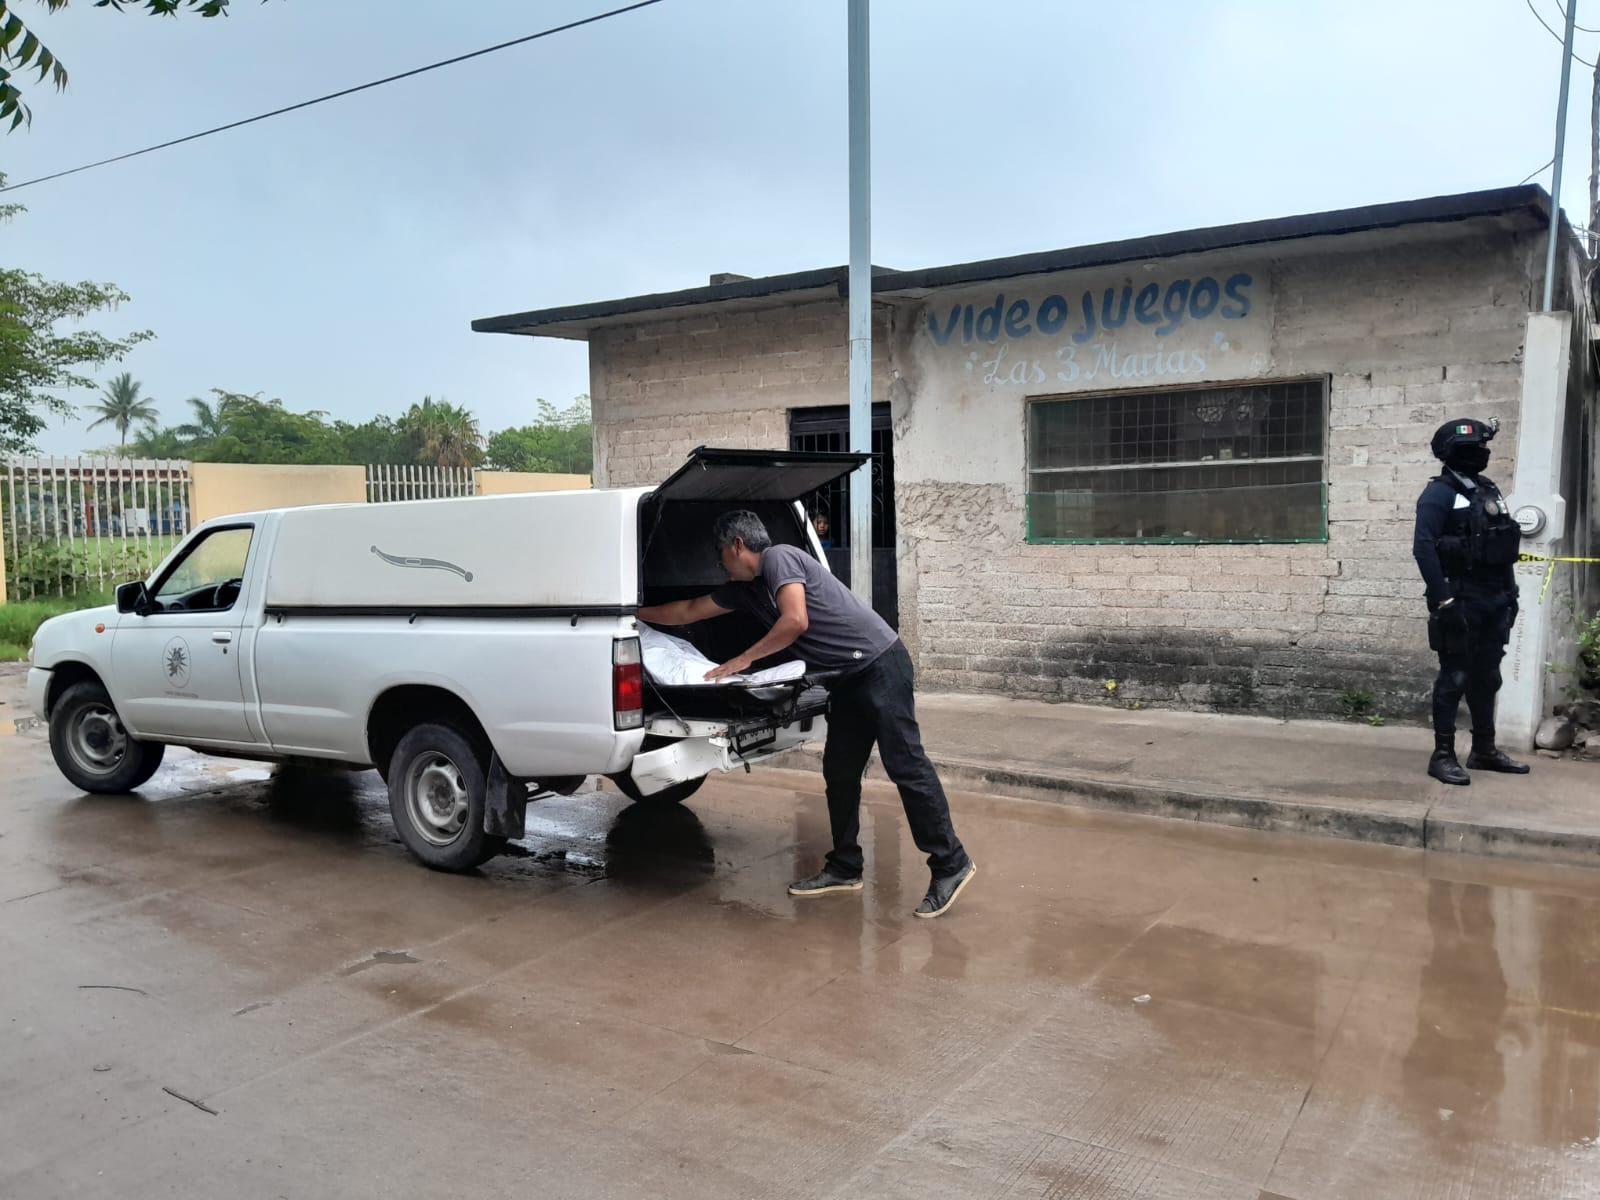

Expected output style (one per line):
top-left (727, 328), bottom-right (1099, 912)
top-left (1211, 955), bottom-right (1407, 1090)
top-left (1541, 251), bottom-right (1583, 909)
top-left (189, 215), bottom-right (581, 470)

top-left (48, 681), bottom-right (165, 794)
top-left (387, 723), bottom-right (506, 871)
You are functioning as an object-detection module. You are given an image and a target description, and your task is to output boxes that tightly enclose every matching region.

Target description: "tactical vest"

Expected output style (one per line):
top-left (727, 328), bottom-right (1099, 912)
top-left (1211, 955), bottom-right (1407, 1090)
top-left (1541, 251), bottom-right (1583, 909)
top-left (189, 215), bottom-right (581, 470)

top-left (1436, 475), bottom-right (1521, 577)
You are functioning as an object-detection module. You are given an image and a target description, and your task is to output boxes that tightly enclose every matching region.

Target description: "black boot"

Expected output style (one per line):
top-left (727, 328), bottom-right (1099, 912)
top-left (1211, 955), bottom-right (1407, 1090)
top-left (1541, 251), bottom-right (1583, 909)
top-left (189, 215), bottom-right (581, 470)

top-left (1428, 734), bottom-right (1471, 786)
top-left (1466, 732), bottom-right (1531, 775)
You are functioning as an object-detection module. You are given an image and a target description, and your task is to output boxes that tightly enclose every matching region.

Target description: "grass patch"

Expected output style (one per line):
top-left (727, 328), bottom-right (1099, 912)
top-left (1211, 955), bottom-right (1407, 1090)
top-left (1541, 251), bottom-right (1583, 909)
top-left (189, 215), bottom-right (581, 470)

top-left (0, 592), bottom-right (113, 661)
top-left (3, 534), bottom-right (177, 604)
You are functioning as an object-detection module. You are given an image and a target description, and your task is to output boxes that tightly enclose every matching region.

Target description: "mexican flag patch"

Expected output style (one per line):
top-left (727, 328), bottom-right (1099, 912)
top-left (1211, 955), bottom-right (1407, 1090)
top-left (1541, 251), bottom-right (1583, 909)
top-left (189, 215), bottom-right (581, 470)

top-left (1456, 424), bottom-right (1475, 435)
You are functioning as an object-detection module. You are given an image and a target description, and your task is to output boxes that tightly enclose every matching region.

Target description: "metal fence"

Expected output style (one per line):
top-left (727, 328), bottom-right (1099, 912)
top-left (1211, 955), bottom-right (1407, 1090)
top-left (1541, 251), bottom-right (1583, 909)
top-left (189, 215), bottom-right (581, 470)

top-left (2, 457), bottom-right (194, 600)
top-left (365, 464), bottom-right (478, 503)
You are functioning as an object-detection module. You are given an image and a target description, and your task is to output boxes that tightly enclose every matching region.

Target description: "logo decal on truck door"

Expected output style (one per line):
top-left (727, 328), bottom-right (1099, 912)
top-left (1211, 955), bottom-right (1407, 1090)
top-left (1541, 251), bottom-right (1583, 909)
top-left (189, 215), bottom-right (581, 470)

top-left (370, 545), bottom-right (475, 583)
top-left (163, 637), bottom-right (192, 688)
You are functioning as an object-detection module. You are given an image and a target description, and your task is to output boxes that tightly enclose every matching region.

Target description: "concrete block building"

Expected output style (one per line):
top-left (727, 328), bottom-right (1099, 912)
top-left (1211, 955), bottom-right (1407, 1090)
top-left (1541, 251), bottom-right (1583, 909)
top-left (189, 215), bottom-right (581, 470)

top-left (476, 187), bottom-right (1599, 746)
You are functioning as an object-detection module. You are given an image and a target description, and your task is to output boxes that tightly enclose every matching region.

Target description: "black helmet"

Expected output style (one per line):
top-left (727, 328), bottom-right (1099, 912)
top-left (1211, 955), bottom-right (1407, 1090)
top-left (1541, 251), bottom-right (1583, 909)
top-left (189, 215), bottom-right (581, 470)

top-left (1430, 417), bottom-right (1497, 461)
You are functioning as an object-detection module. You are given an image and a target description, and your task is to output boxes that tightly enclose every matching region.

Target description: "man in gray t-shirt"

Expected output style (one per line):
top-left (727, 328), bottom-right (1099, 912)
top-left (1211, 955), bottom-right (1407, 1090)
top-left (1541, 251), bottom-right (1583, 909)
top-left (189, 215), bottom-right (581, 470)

top-left (636, 510), bottom-right (975, 919)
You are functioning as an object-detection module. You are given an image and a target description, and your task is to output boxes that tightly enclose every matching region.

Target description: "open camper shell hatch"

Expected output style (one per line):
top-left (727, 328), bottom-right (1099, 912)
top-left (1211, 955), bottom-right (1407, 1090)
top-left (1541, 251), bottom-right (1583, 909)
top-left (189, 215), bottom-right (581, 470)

top-left (635, 446), bottom-right (869, 730)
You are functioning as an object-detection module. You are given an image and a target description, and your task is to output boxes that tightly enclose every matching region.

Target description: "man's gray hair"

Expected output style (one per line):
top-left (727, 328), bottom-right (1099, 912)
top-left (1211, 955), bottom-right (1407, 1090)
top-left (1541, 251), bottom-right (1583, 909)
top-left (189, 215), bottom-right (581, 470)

top-left (713, 510), bottom-right (773, 553)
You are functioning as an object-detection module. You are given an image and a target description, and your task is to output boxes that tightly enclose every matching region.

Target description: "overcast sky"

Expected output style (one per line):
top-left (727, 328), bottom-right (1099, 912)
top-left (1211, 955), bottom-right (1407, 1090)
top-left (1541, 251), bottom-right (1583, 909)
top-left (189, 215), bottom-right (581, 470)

top-left (4, 0), bottom-right (1594, 455)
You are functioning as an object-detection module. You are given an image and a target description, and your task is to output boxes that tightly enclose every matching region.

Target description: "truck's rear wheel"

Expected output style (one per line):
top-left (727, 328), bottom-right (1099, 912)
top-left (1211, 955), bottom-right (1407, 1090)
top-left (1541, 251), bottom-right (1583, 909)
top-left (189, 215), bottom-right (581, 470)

top-left (48, 681), bottom-right (165, 794)
top-left (387, 723), bottom-right (506, 871)
top-left (607, 772), bottom-right (706, 807)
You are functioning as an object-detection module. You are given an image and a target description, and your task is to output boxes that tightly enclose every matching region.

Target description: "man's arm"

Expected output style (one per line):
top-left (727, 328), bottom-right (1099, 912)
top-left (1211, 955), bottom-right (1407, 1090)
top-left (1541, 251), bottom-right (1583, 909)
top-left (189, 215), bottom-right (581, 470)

top-left (636, 595), bottom-right (732, 626)
top-left (704, 583), bottom-right (808, 681)
top-left (1412, 488), bottom-right (1454, 609)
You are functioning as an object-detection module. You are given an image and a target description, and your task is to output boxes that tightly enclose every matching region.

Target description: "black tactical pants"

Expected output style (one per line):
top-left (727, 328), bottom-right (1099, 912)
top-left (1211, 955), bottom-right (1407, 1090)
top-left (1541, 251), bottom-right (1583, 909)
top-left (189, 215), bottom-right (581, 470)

top-left (821, 641), bottom-right (971, 880)
top-left (1430, 582), bottom-right (1517, 740)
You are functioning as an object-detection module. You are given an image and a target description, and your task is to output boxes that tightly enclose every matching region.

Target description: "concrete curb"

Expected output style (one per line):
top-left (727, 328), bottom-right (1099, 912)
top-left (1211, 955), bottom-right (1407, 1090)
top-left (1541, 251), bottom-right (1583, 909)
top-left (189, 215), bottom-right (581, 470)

top-left (768, 744), bottom-right (1600, 870)
top-left (1421, 813), bottom-right (1600, 868)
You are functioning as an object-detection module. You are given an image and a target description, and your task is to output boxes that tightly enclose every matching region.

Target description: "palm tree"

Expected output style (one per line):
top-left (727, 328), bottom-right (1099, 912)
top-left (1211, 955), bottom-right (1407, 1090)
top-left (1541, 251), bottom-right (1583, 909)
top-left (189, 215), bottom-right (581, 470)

top-left (126, 426), bottom-right (189, 458)
top-left (84, 373), bottom-right (159, 446)
top-left (402, 396), bottom-right (483, 469)
top-left (172, 392), bottom-right (232, 448)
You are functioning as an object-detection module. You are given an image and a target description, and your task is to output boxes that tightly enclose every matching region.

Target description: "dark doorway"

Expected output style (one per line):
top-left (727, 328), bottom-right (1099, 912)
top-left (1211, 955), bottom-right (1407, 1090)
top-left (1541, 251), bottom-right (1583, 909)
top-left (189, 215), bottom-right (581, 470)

top-left (789, 404), bottom-right (897, 629)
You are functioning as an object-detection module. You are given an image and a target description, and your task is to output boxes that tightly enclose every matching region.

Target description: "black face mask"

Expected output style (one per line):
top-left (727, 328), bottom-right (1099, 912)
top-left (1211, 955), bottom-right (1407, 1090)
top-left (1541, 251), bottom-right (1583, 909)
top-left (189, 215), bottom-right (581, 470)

top-left (1447, 445), bottom-right (1491, 476)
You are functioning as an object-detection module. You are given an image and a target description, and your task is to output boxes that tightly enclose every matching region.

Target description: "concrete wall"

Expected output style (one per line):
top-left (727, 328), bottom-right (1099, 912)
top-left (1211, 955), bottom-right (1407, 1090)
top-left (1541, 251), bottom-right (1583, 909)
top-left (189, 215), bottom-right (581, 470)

top-left (477, 472), bottom-right (591, 495)
top-left (589, 300), bottom-right (894, 487)
top-left (189, 463), bottom-right (367, 524)
top-left (1530, 237), bottom-right (1600, 721)
top-left (588, 215), bottom-right (1547, 720)
top-left (898, 219), bottom-right (1539, 719)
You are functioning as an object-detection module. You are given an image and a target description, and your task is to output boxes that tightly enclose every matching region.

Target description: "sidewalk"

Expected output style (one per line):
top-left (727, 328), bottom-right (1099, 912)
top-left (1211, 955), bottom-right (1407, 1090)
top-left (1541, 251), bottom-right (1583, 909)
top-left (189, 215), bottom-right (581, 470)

top-left (774, 693), bottom-right (1600, 869)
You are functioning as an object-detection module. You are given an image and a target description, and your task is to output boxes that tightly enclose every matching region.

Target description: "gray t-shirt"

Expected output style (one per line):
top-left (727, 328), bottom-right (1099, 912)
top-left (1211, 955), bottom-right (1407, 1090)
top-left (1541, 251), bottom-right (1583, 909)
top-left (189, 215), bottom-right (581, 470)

top-left (712, 544), bottom-right (897, 674)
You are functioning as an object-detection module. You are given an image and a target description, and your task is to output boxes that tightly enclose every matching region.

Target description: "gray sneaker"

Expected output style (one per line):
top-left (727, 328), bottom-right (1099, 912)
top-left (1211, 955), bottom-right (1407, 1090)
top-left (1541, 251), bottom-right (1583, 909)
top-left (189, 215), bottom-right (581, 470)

top-left (788, 867), bottom-right (865, 897)
top-left (914, 862), bottom-right (977, 919)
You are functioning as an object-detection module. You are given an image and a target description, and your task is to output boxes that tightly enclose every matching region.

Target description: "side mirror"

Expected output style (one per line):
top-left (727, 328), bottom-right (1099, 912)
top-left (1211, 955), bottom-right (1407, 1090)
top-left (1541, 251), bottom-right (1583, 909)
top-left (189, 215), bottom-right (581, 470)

top-left (116, 580), bottom-right (151, 615)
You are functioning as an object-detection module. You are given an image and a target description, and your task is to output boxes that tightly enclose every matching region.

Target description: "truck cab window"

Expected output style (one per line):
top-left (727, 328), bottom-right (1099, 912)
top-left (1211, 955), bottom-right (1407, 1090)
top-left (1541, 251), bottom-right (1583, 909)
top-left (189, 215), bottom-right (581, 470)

top-left (152, 527), bottom-right (253, 613)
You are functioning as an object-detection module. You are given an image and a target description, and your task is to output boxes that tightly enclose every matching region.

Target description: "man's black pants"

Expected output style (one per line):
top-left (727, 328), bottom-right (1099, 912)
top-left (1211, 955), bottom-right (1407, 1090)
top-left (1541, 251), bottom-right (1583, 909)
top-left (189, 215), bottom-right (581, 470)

top-left (821, 641), bottom-right (970, 880)
top-left (1431, 583), bottom-right (1515, 741)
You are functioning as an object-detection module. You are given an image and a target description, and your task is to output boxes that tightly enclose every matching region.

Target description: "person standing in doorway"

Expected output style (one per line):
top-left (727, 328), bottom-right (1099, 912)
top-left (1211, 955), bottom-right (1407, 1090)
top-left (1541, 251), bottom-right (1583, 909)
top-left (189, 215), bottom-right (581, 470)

top-left (1412, 417), bottom-right (1530, 785)
top-left (636, 510), bottom-right (977, 918)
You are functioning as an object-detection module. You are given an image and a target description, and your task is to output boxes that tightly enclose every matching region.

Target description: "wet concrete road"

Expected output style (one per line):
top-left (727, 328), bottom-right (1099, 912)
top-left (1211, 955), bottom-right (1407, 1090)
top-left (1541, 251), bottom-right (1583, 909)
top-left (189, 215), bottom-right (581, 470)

top-left (4, 677), bottom-right (1600, 1197)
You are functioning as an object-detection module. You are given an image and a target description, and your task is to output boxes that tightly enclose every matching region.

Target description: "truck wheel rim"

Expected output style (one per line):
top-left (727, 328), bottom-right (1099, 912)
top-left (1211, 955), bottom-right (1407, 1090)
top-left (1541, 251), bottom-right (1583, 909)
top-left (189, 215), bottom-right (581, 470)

top-left (405, 752), bottom-right (469, 846)
top-left (70, 704), bottom-right (127, 775)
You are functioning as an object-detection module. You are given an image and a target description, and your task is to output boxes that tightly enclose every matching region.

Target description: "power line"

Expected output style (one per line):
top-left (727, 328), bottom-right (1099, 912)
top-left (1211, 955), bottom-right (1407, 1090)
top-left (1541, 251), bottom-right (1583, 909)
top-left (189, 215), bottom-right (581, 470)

top-left (1555, 2), bottom-right (1600, 34)
top-left (1527, 0), bottom-right (1597, 66)
top-left (0, 0), bottom-right (665, 194)
top-left (1522, 155), bottom-right (1556, 183)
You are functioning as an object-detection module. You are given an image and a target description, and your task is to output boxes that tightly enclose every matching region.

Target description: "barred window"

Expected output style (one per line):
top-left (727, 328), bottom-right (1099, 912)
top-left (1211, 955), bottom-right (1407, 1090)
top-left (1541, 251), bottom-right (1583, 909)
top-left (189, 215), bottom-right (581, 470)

top-left (1026, 379), bottom-right (1327, 543)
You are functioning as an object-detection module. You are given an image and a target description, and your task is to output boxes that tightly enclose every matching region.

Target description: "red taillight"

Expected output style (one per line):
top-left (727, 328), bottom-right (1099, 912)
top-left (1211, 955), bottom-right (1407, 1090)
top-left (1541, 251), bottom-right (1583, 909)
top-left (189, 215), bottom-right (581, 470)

top-left (614, 638), bottom-right (643, 730)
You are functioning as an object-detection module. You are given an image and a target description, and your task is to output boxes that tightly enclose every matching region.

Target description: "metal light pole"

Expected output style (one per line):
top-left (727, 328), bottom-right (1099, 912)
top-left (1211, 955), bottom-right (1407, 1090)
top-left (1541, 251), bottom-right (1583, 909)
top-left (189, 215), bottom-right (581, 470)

top-left (846, 0), bottom-right (873, 606)
top-left (1543, 0), bottom-right (1577, 310)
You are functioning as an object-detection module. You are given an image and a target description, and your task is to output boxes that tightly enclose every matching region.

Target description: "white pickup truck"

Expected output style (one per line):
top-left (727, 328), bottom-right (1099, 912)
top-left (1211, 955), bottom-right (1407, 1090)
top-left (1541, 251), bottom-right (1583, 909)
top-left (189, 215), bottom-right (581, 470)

top-left (26, 448), bottom-right (864, 871)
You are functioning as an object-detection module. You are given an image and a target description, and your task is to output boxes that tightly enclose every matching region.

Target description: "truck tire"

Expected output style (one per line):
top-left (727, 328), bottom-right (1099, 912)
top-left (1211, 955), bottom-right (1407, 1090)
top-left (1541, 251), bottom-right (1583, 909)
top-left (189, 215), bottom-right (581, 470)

top-left (608, 771), bottom-right (707, 807)
top-left (387, 722), bottom-right (506, 871)
top-left (48, 680), bottom-right (166, 794)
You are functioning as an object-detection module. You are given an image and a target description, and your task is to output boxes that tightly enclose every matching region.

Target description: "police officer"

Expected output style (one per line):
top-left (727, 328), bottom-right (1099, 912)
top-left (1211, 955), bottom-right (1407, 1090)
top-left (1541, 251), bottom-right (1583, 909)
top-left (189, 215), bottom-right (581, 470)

top-left (1412, 417), bottom-right (1530, 785)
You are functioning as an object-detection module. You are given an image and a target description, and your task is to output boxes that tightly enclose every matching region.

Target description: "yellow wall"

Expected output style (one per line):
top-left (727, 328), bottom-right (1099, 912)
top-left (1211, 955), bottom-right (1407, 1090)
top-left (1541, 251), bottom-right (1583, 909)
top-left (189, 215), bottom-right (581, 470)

top-left (189, 463), bottom-right (367, 524)
top-left (184, 465), bottom-right (590, 527)
top-left (476, 472), bottom-right (591, 495)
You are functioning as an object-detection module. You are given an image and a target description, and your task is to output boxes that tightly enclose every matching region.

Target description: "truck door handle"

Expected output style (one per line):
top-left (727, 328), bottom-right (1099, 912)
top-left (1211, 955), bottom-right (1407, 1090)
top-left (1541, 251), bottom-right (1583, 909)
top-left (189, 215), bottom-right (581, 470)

top-left (211, 631), bottom-right (233, 645)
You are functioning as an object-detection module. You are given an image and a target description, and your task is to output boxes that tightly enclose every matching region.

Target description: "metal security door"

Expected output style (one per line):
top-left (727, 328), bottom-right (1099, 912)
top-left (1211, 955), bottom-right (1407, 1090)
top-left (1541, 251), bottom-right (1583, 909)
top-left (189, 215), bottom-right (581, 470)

top-left (788, 404), bottom-right (897, 629)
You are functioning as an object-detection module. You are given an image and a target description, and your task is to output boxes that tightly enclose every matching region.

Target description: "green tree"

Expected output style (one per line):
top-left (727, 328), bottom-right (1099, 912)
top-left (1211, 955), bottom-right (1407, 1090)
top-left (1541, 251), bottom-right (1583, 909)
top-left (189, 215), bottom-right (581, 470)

top-left (484, 395), bottom-right (592, 474)
top-left (83, 370), bottom-right (158, 445)
top-left (0, 0), bottom-right (263, 131)
top-left (0, 179), bottom-right (153, 454)
top-left (171, 391), bottom-right (229, 448)
top-left (186, 391), bottom-right (344, 464)
top-left (330, 414), bottom-right (412, 465)
top-left (125, 423), bottom-right (188, 458)
top-left (400, 395), bottom-right (482, 470)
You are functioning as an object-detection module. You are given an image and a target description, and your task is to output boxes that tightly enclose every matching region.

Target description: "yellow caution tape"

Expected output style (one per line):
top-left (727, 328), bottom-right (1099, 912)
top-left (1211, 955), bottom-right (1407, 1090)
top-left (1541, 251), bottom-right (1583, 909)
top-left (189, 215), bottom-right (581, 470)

top-left (1517, 552), bottom-right (1600, 602)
